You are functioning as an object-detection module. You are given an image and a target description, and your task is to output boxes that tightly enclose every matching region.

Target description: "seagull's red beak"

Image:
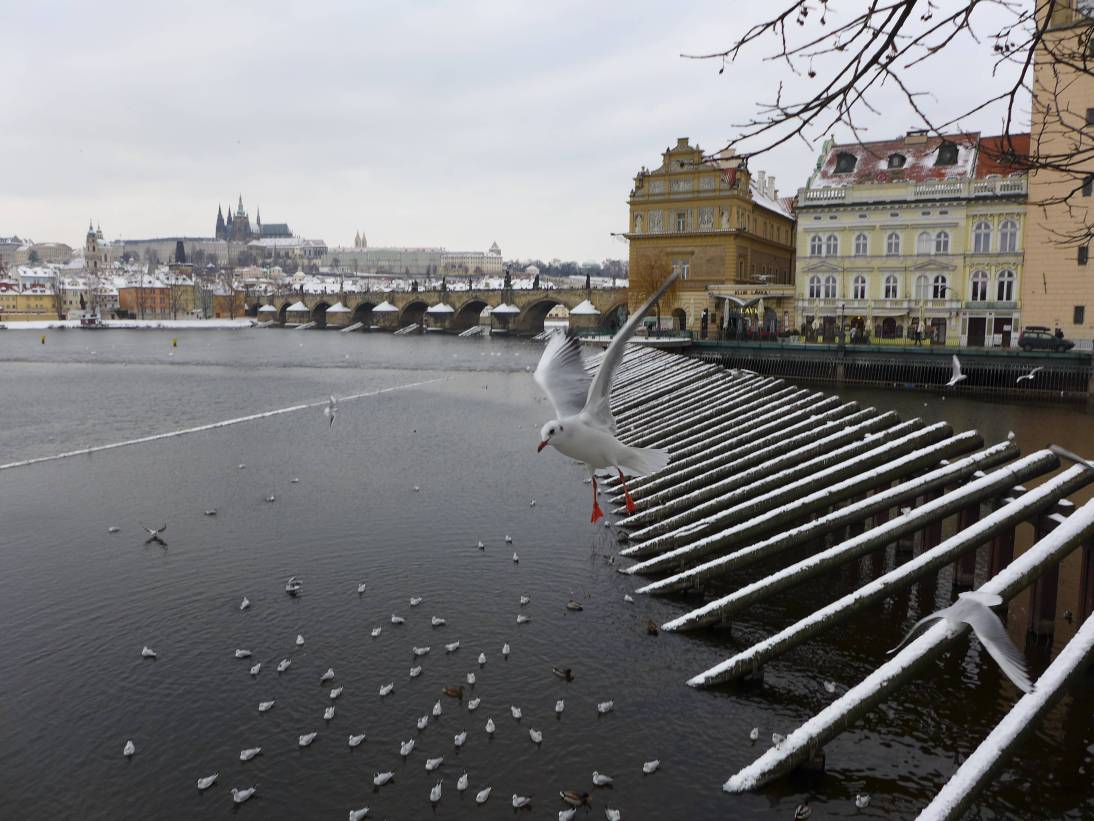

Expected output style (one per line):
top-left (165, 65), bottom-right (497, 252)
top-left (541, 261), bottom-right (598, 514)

top-left (537, 441), bottom-right (547, 452)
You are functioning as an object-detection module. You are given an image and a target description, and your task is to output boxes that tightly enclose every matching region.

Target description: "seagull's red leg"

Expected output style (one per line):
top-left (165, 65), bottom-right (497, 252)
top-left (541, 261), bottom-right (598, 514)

top-left (618, 470), bottom-right (637, 513)
top-left (590, 476), bottom-right (604, 523)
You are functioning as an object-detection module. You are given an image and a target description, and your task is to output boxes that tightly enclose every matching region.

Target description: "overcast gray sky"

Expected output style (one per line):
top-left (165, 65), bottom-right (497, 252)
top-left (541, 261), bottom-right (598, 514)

top-left (1, 1), bottom-right (1026, 261)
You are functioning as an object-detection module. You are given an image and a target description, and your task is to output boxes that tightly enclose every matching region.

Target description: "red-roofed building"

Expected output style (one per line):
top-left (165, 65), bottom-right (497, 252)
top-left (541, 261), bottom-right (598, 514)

top-left (795, 130), bottom-right (1028, 348)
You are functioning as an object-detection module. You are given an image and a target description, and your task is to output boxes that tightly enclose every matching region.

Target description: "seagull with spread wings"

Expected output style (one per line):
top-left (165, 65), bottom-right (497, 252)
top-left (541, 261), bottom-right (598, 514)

top-left (533, 271), bottom-right (678, 522)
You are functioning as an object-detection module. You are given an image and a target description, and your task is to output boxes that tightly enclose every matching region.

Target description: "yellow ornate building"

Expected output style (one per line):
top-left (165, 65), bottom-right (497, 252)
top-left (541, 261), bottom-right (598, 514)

top-left (1023, 0), bottom-right (1094, 344)
top-left (795, 131), bottom-right (1028, 346)
top-left (625, 138), bottom-right (796, 337)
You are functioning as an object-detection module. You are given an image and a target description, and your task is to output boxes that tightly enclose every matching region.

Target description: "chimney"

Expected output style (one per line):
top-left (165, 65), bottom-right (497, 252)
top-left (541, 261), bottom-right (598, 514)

top-left (766, 175), bottom-right (776, 198)
top-left (905, 128), bottom-right (928, 145)
top-left (755, 170), bottom-right (766, 193)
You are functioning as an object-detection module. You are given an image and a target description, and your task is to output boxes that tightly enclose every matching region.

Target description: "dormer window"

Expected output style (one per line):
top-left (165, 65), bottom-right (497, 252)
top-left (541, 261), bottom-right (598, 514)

top-left (887, 153), bottom-right (906, 169)
top-left (935, 142), bottom-right (959, 166)
top-left (835, 152), bottom-right (857, 173)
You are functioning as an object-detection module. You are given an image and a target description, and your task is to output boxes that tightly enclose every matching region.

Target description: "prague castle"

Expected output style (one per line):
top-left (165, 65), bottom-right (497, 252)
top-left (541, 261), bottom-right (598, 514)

top-left (214, 196), bottom-right (291, 242)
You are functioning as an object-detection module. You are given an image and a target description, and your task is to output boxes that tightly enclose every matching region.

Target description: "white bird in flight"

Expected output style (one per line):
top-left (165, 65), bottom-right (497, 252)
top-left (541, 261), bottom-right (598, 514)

top-left (142, 524), bottom-right (167, 546)
top-left (945, 354), bottom-right (967, 388)
top-left (1016, 366), bottom-right (1043, 384)
top-left (1050, 445), bottom-right (1094, 471)
top-left (324, 394), bottom-right (337, 429)
top-left (888, 589), bottom-right (1033, 692)
top-left (533, 271), bottom-right (678, 522)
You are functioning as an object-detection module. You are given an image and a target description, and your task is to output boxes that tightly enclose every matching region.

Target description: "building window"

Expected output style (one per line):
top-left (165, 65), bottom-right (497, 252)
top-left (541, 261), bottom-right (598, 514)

top-left (852, 275), bottom-right (866, 299)
top-left (1080, 244), bottom-right (1089, 265)
top-left (996, 269), bottom-right (1015, 301)
top-left (999, 220), bottom-right (1018, 252)
top-left (699, 207), bottom-right (714, 230)
top-left (824, 234), bottom-right (839, 256)
top-left (970, 270), bottom-right (989, 301)
top-left (648, 210), bottom-right (663, 233)
top-left (888, 153), bottom-right (906, 169)
top-left (884, 274), bottom-right (899, 299)
top-left (835, 152), bottom-right (857, 173)
top-left (672, 258), bottom-right (690, 280)
top-left (1087, 107), bottom-right (1094, 126)
top-left (935, 142), bottom-right (959, 166)
top-left (932, 274), bottom-right (950, 299)
top-left (916, 231), bottom-right (933, 255)
top-left (810, 235), bottom-right (823, 256)
top-left (1075, 305), bottom-right (1086, 324)
top-left (1084, 176), bottom-right (1093, 197)
top-left (914, 274), bottom-right (930, 300)
top-left (886, 232), bottom-right (901, 255)
top-left (935, 231), bottom-right (950, 254)
top-left (973, 220), bottom-right (992, 253)
top-left (675, 211), bottom-right (687, 232)
top-left (808, 275), bottom-right (822, 298)
top-left (854, 233), bottom-right (868, 256)
top-left (823, 275), bottom-right (837, 298)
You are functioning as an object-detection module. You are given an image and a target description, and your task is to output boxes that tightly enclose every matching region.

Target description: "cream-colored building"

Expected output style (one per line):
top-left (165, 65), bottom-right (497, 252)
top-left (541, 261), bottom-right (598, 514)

top-left (1023, 0), bottom-right (1094, 344)
top-left (625, 137), bottom-right (796, 336)
top-left (795, 131), bottom-right (1028, 346)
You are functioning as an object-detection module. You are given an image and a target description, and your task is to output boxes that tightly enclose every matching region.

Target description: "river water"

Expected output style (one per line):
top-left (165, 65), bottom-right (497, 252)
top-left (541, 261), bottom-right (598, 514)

top-left (0, 329), bottom-right (1090, 820)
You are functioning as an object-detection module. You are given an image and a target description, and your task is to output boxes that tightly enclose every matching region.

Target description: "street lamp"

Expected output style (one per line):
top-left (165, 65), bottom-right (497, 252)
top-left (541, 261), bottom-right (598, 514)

top-left (838, 301), bottom-right (846, 347)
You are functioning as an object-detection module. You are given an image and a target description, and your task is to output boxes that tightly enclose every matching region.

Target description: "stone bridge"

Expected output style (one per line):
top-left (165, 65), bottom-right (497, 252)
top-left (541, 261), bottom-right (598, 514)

top-left (252, 287), bottom-right (631, 334)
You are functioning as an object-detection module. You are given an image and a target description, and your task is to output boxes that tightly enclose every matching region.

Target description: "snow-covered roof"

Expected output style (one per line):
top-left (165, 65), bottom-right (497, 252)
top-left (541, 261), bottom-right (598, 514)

top-left (570, 299), bottom-right (600, 315)
top-left (811, 132), bottom-right (980, 187)
top-left (426, 302), bottom-right (454, 314)
top-left (372, 300), bottom-right (398, 312)
top-left (286, 301), bottom-right (309, 311)
top-left (258, 304), bottom-right (278, 312)
top-left (491, 303), bottom-right (520, 314)
top-left (326, 301), bottom-right (350, 312)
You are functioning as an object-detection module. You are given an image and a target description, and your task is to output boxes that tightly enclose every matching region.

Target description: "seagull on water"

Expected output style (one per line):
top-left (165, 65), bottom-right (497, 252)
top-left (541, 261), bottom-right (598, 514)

top-left (285, 576), bottom-right (302, 596)
top-left (517, 614), bottom-right (531, 624)
top-left (410, 665), bottom-right (422, 678)
top-left (239, 596), bottom-right (250, 611)
top-left (475, 787), bottom-right (493, 804)
top-left (348, 733), bottom-right (366, 747)
top-left (605, 809), bottom-right (622, 821)
top-left (519, 594), bottom-right (530, 606)
top-left (623, 594), bottom-right (634, 603)
top-left (265, 494), bottom-right (276, 503)
top-left (454, 730), bottom-right (467, 747)
top-left (533, 271), bottom-right (678, 522)
top-left (197, 773), bottom-right (218, 790)
top-left (349, 807), bottom-right (369, 821)
top-left (324, 395), bottom-right (337, 429)
top-left (391, 614), bottom-right (405, 625)
top-left (592, 771), bottom-right (613, 787)
top-left (512, 794), bottom-right (533, 809)
top-left (373, 771), bottom-right (394, 787)
top-left (231, 787), bottom-right (256, 804)
top-left (295, 634), bottom-right (305, 646)
top-left (477, 540), bottom-right (485, 550)
top-left (510, 705), bottom-right (523, 720)
top-left (204, 509), bottom-right (217, 516)
top-left (379, 682), bottom-right (394, 696)
top-left (141, 646), bottom-right (157, 659)
top-left (299, 732), bottom-right (317, 747)
top-left (1016, 366), bottom-right (1043, 384)
top-left (108, 526), bottom-right (120, 533)
top-left (413, 646), bottom-right (431, 656)
top-left (485, 717), bottom-right (496, 735)
top-left (505, 534), bottom-right (513, 543)
top-left (1050, 445), bottom-right (1094, 471)
top-left (888, 589), bottom-right (1033, 692)
top-left (529, 728), bottom-right (543, 745)
top-left (457, 772), bottom-right (469, 792)
top-left (400, 739), bottom-right (415, 757)
top-left (502, 642), bottom-right (511, 658)
top-left (945, 354), bottom-right (967, 388)
top-left (430, 780), bottom-right (443, 803)
top-left (432, 616), bottom-right (447, 627)
top-left (642, 759), bottom-right (660, 774)
top-left (425, 756), bottom-right (444, 771)
top-left (772, 733), bottom-right (785, 749)
top-left (749, 727), bottom-right (759, 742)
top-left (478, 651), bottom-right (487, 665)
top-left (560, 809), bottom-right (578, 821)
top-left (371, 627), bottom-right (381, 638)
top-left (555, 699), bottom-right (565, 714)
top-left (512, 552), bottom-right (519, 562)
top-left (259, 700), bottom-right (275, 712)
top-left (417, 715), bottom-right (429, 730)
top-left (357, 582), bottom-right (367, 594)
top-left (239, 747), bottom-right (262, 761)
top-left (123, 740), bottom-right (135, 757)
top-left (324, 706), bottom-right (336, 721)
top-left (320, 668), bottom-right (335, 683)
top-left (433, 700), bottom-right (443, 717)
top-left (235, 649), bottom-right (252, 659)
top-left (596, 700), bottom-right (614, 714)
top-left (468, 697), bottom-right (481, 711)
top-left (445, 640), bottom-right (460, 652)
top-left (822, 680), bottom-right (837, 694)
top-left (142, 524), bottom-right (167, 546)
top-left (467, 672), bottom-right (476, 685)
top-left (410, 596), bottom-right (423, 606)
top-left (291, 477), bottom-right (300, 484)
top-left (856, 793), bottom-right (871, 808)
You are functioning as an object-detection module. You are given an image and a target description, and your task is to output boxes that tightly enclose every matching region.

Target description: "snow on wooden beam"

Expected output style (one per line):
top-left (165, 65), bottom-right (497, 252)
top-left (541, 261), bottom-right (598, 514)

top-left (641, 440), bottom-right (1021, 597)
top-left (720, 493), bottom-right (1094, 794)
top-left (620, 377), bottom-right (777, 446)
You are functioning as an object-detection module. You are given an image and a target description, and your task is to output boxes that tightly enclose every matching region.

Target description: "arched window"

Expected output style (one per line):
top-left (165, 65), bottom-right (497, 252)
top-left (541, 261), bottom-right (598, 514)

top-left (852, 275), bottom-right (867, 300)
top-left (886, 232), bottom-right (901, 256)
top-left (825, 234), bottom-right (839, 256)
top-left (835, 152), bottom-right (857, 173)
top-left (888, 153), bottom-right (906, 169)
top-left (997, 269), bottom-right (1015, 301)
top-left (884, 274), bottom-right (898, 299)
top-left (854, 233), bottom-right (868, 256)
top-left (823, 275), bottom-right (837, 298)
top-left (932, 274), bottom-right (949, 299)
top-left (970, 270), bottom-right (988, 301)
top-left (935, 142), bottom-right (959, 165)
top-left (809, 235), bottom-right (823, 256)
top-left (999, 220), bottom-right (1018, 252)
top-left (934, 231), bottom-right (950, 254)
top-left (916, 231), bottom-right (934, 255)
top-left (808, 275), bottom-right (822, 298)
top-left (973, 220), bottom-right (991, 253)
top-left (914, 274), bottom-right (930, 300)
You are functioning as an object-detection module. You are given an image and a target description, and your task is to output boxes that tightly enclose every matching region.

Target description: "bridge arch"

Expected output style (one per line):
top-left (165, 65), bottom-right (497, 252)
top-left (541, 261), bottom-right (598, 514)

top-left (513, 297), bottom-right (565, 335)
top-left (278, 302), bottom-right (293, 324)
top-left (352, 301), bottom-right (376, 326)
top-left (400, 299), bottom-right (429, 327)
top-left (312, 301), bottom-right (331, 327)
top-left (600, 302), bottom-right (629, 332)
top-left (452, 298), bottom-right (490, 332)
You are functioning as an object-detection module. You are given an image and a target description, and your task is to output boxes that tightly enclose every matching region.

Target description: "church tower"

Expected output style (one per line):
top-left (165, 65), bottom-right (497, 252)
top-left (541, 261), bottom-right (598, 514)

top-left (215, 204), bottom-right (226, 240)
top-left (85, 220), bottom-right (105, 276)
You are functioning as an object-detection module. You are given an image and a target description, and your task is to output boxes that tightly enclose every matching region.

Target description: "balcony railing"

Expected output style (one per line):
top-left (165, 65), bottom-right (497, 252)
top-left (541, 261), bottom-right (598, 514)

top-left (798, 176), bottom-right (1026, 207)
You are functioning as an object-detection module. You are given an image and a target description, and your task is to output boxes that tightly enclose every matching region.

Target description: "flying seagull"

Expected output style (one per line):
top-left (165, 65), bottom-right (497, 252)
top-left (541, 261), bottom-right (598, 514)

top-left (142, 524), bottom-right (167, 546)
top-left (324, 395), bottom-right (337, 429)
top-left (945, 355), bottom-right (967, 388)
top-left (533, 270), bottom-right (678, 522)
top-left (888, 589), bottom-right (1033, 692)
top-left (1050, 445), bottom-right (1094, 471)
top-left (1016, 366), bottom-right (1043, 384)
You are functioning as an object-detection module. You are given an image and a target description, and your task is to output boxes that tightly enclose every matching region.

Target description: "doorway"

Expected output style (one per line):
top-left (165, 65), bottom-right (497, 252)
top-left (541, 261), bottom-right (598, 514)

top-left (967, 316), bottom-right (986, 347)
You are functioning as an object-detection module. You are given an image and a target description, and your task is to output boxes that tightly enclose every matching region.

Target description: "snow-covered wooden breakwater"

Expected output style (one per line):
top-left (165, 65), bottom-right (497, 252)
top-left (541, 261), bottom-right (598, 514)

top-left (583, 344), bottom-right (1094, 815)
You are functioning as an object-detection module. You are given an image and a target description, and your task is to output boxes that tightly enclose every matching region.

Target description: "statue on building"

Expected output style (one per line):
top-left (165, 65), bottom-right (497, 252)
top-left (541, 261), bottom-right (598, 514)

top-left (721, 208), bottom-right (730, 230)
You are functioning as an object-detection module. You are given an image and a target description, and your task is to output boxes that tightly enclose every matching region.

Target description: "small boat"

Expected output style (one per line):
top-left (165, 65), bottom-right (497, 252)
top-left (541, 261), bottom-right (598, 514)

top-left (285, 576), bottom-right (303, 596)
top-left (552, 666), bottom-right (575, 682)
